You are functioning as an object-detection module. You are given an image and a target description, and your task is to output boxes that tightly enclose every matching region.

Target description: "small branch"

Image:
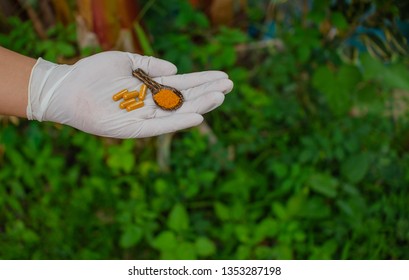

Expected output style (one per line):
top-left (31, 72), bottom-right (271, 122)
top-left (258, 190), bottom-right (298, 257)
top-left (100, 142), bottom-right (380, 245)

top-left (39, 0), bottom-right (55, 28)
top-left (18, 0), bottom-right (47, 39)
top-left (197, 121), bottom-right (218, 145)
top-left (235, 39), bottom-right (285, 54)
top-left (157, 133), bottom-right (174, 173)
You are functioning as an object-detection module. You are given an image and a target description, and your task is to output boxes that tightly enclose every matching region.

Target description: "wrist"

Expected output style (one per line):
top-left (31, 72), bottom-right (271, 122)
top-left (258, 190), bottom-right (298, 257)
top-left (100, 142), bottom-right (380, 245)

top-left (0, 47), bottom-right (36, 118)
top-left (28, 58), bottom-right (74, 122)
top-left (27, 58), bottom-right (59, 121)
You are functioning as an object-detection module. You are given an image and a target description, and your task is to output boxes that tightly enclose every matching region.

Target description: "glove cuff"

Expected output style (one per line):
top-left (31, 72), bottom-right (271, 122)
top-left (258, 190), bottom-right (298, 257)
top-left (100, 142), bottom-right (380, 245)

top-left (27, 58), bottom-right (60, 121)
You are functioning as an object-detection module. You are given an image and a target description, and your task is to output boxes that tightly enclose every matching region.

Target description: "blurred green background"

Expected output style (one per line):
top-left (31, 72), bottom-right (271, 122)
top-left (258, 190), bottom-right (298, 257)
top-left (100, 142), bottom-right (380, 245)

top-left (1, 0), bottom-right (409, 259)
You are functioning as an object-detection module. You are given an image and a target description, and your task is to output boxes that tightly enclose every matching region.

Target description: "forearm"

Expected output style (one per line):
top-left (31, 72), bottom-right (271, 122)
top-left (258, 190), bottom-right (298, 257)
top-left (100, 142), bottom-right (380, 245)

top-left (0, 47), bottom-right (36, 118)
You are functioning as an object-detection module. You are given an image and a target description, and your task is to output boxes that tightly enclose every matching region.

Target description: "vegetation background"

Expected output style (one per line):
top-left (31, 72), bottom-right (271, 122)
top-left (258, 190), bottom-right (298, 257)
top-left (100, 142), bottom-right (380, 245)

top-left (0, 0), bottom-right (409, 259)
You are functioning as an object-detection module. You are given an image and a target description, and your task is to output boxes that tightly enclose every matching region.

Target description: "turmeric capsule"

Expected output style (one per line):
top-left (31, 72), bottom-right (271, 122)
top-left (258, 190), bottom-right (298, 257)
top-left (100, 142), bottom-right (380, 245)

top-left (120, 98), bottom-right (137, 109)
top-left (139, 84), bottom-right (147, 101)
top-left (112, 89), bottom-right (128, 101)
top-left (126, 100), bottom-right (144, 112)
top-left (123, 90), bottom-right (139, 100)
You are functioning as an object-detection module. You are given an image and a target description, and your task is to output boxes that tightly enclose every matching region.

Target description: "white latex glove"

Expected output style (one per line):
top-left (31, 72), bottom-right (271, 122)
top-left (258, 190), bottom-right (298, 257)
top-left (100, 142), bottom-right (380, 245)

top-left (28, 51), bottom-right (233, 138)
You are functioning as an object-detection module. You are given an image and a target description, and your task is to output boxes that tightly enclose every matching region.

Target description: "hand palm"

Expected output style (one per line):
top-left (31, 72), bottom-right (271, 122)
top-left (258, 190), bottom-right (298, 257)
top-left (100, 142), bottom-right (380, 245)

top-left (29, 51), bottom-right (233, 138)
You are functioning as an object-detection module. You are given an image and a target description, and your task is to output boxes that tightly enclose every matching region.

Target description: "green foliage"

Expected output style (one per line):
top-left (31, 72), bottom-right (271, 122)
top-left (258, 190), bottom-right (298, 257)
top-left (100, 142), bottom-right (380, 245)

top-left (0, 17), bottom-right (42, 56)
top-left (1, 0), bottom-right (409, 260)
top-left (0, 17), bottom-right (77, 61)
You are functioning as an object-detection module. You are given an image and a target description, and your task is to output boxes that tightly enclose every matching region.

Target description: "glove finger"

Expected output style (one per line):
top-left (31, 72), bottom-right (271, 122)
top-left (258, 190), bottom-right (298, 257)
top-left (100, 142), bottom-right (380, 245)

top-left (156, 71), bottom-right (228, 90)
top-left (182, 78), bottom-right (233, 101)
top-left (127, 53), bottom-right (177, 77)
top-left (109, 77), bottom-right (232, 108)
top-left (128, 113), bottom-right (204, 138)
top-left (176, 91), bottom-right (225, 115)
top-left (199, 92), bottom-right (226, 114)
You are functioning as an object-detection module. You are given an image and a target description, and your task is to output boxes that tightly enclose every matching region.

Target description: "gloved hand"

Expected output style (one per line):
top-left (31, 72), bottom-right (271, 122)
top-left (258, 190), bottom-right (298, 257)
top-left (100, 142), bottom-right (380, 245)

top-left (28, 51), bottom-right (233, 138)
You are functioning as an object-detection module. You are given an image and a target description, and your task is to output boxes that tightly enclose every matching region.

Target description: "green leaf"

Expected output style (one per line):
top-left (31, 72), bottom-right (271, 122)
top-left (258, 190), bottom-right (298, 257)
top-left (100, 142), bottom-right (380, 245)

top-left (312, 64), bottom-right (360, 115)
top-left (356, 82), bottom-right (380, 104)
top-left (297, 45), bottom-right (311, 63)
top-left (214, 202), bottom-right (230, 221)
top-left (167, 203), bottom-right (189, 232)
top-left (194, 13), bottom-right (210, 29)
top-left (308, 173), bottom-right (338, 198)
top-left (361, 54), bottom-right (409, 90)
top-left (198, 171), bottom-right (217, 187)
top-left (338, 65), bottom-right (361, 91)
top-left (383, 63), bottom-right (409, 91)
top-left (56, 41), bottom-right (75, 57)
top-left (120, 225), bottom-right (143, 248)
top-left (134, 22), bottom-right (154, 56)
top-left (361, 53), bottom-right (384, 80)
top-left (299, 197), bottom-right (331, 219)
top-left (253, 218), bottom-right (278, 243)
top-left (235, 224), bottom-right (250, 243)
top-left (219, 46), bottom-right (237, 67)
top-left (236, 245), bottom-right (251, 259)
top-left (175, 242), bottom-right (197, 260)
top-left (107, 152), bottom-right (134, 173)
top-left (307, 10), bottom-right (326, 24)
top-left (152, 231), bottom-right (177, 251)
top-left (154, 178), bottom-right (168, 194)
top-left (341, 153), bottom-right (371, 184)
top-left (106, 142), bottom-right (135, 173)
top-left (270, 162), bottom-right (288, 178)
top-left (312, 65), bottom-right (335, 93)
top-left (195, 237), bottom-right (216, 257)
top-left (286, 193), bottom-right (306, 218)
top-left (331, 12), bottom-right (348, 30)
top-left (272, 202), bottom-right (287, 220)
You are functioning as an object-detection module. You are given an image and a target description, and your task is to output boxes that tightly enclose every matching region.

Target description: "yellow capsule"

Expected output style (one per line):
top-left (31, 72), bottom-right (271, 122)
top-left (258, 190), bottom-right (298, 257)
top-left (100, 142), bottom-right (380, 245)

top-left (126, 100), bottom-right (144, 112)
top-left (123, 90), bottom-right (139, 100)
top-left (139, 84), bottom-right (147, 101)
top-left (120, 98), bottom-right (137, 109)
top-left (112, 89), bottom-right (128, 101)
